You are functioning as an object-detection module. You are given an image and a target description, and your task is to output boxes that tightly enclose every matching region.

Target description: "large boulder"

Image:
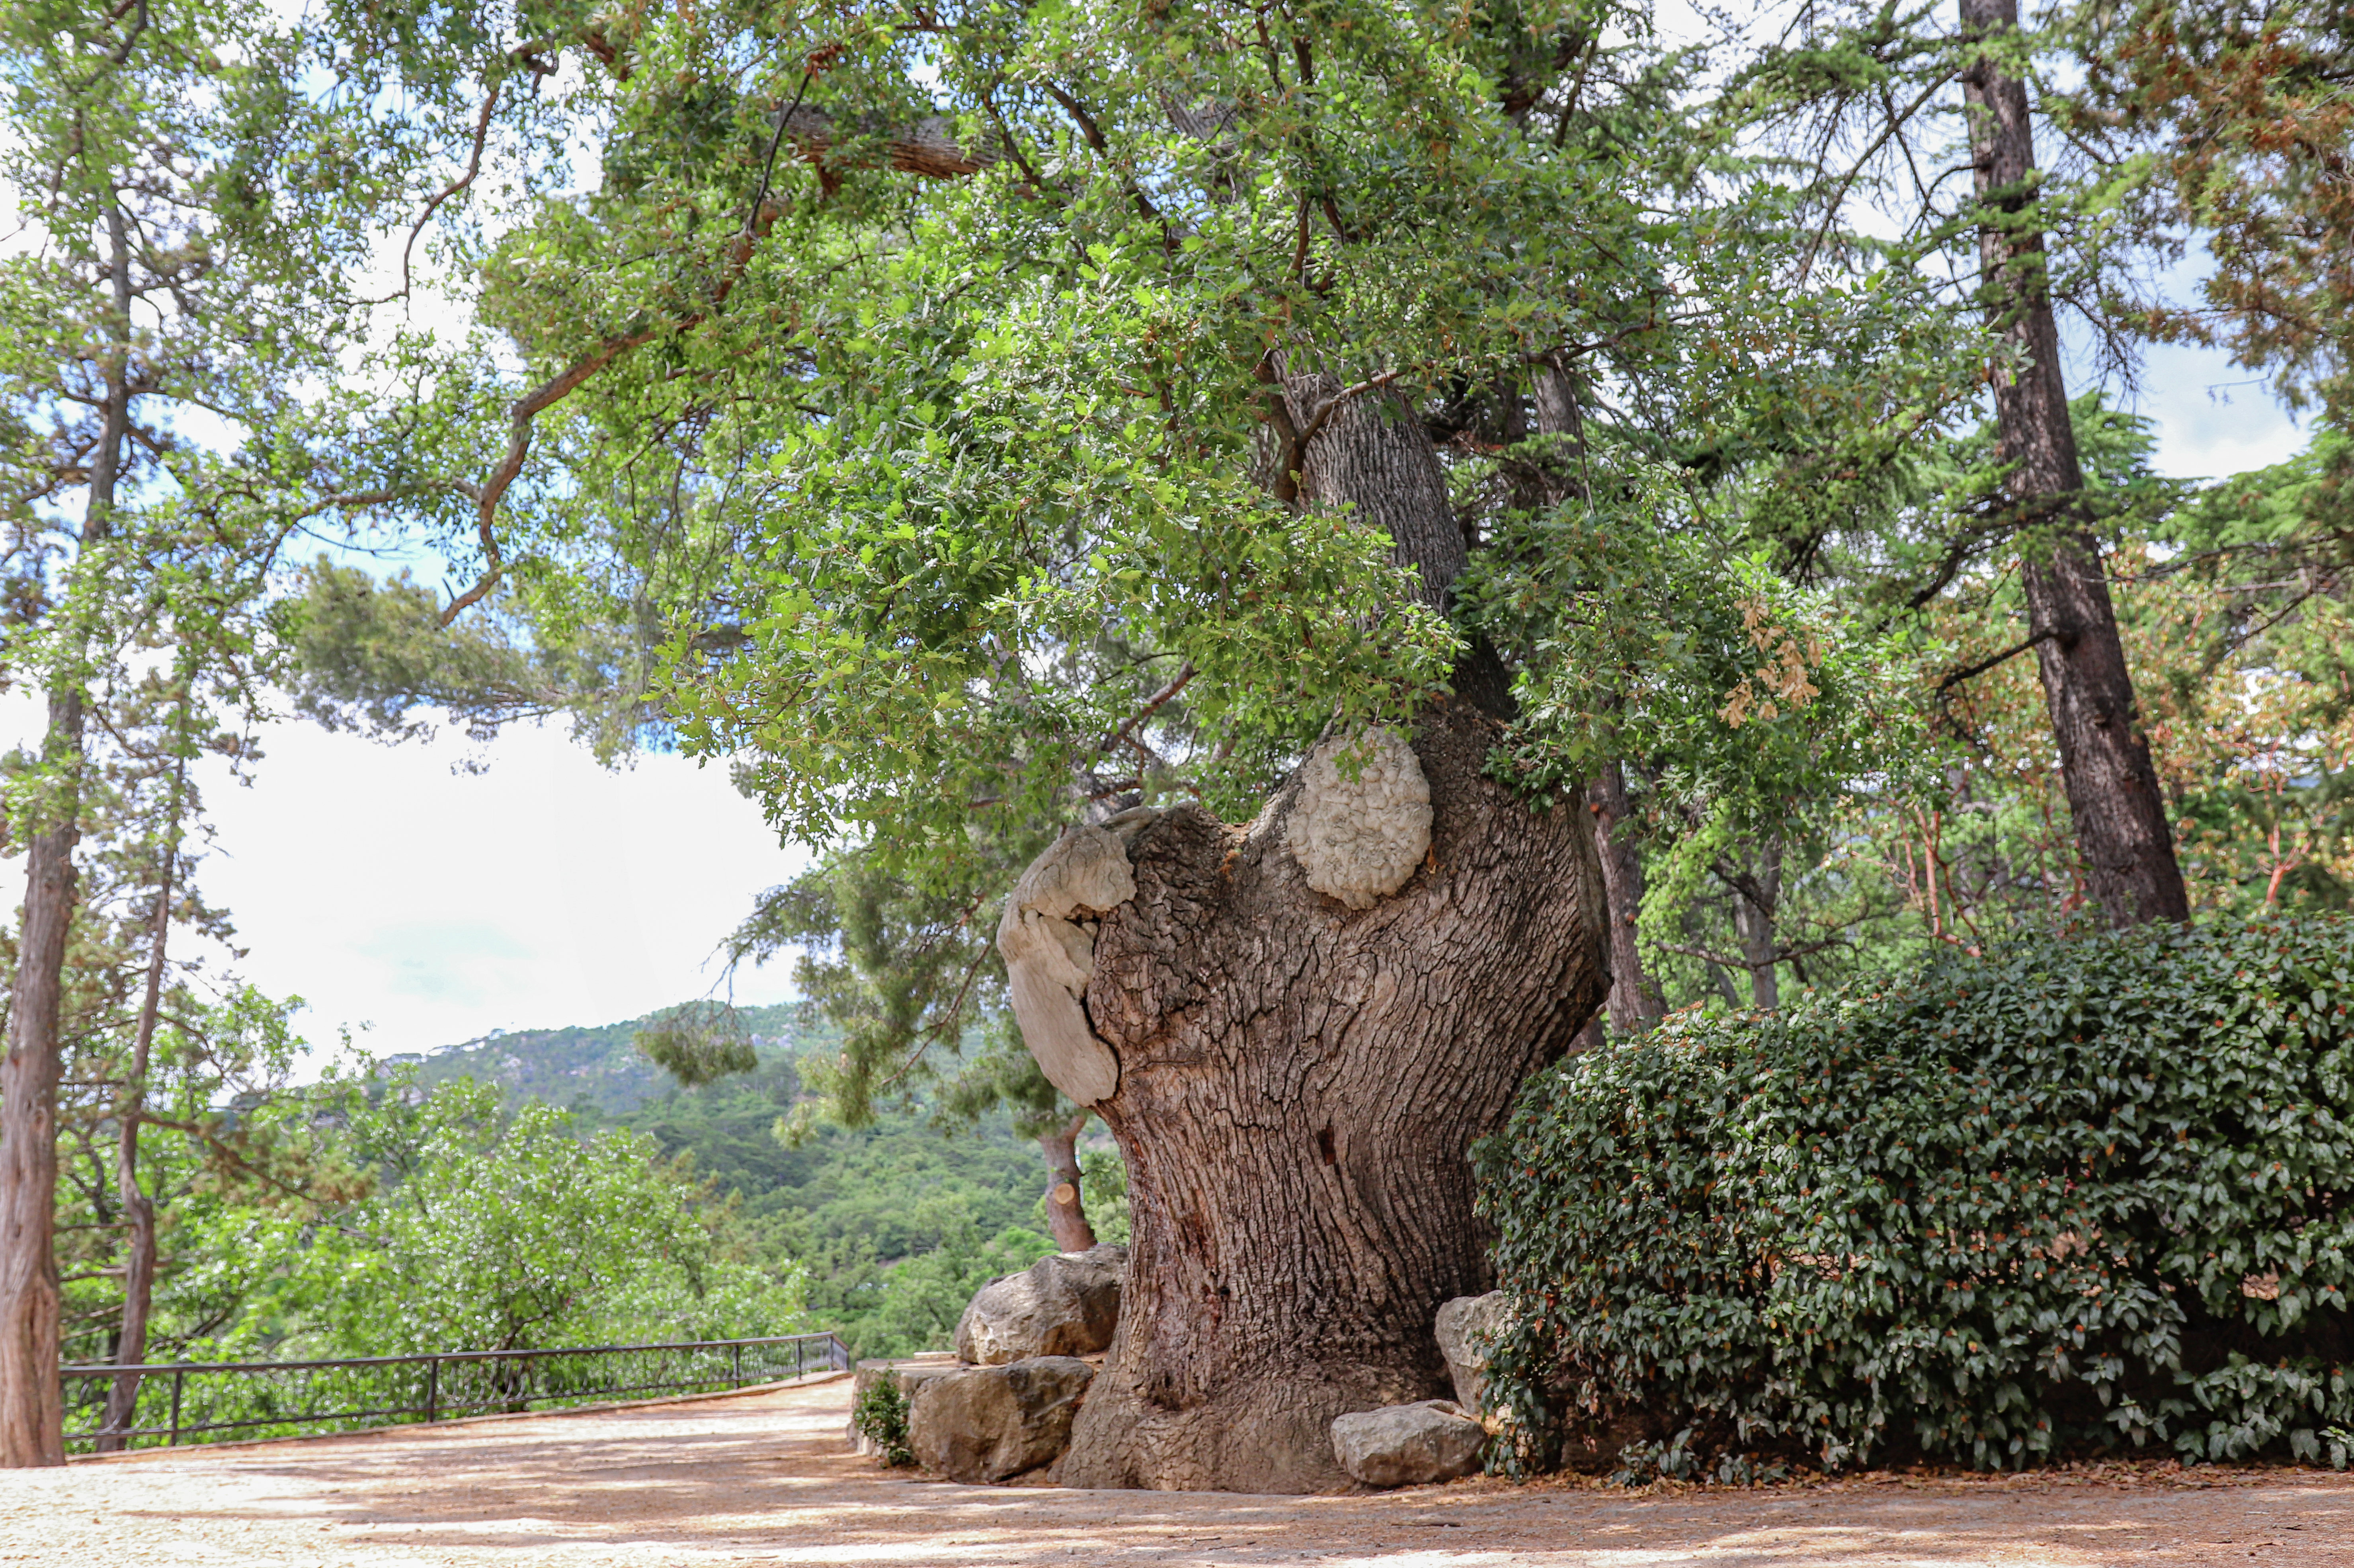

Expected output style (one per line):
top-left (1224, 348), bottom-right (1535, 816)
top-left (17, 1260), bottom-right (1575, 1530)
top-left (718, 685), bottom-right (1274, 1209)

top-left (954, 1244), bottom-right (1126, 1364)
top-left (908, 1357), bottom-right (1095, 1483)
top-left (1433, 1291), bottom-right (1507, 1417)
top-left (847, 1355), bottom-right (961, 1457)
top-left (1330, 1400), bottom-right (1487, 1488)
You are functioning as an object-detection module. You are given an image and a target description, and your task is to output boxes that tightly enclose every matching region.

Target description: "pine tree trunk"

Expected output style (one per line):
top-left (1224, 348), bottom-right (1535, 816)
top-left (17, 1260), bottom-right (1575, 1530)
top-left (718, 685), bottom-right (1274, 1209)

top-left (1960, 0), bottom-right (2190, 928)
top-left (98, 729), bottom-right (187, 1452)
top-left (0, 715), bottom-right (79, 1469)
top-left (0, 209), bottom-right (129, 1469)
top-left (96, 1159), bottom-right (156, 1455)
top-left (1036, 1114), bottom-right (1098, 1253)
top-left (1037, 365), bottom-right (1608, 1493)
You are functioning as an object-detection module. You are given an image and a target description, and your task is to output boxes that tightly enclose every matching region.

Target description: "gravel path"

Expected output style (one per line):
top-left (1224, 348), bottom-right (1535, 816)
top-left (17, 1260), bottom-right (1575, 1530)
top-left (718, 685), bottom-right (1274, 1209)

top-left (4, 1374), bottom-right (2352, 1566)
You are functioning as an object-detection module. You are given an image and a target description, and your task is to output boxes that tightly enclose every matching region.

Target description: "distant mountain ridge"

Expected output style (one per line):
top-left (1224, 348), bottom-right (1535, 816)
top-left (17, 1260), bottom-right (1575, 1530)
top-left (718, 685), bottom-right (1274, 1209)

top-left (383, 1000), bottom-right (813, 1114)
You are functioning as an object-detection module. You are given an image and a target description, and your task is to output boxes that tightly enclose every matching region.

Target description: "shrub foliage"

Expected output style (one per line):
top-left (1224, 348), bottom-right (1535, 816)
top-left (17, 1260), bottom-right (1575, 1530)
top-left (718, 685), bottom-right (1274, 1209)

top-left (852, 1376), bottom-right (915, 1468)
top-left (1475, 919), bottom-right (2354, 1474)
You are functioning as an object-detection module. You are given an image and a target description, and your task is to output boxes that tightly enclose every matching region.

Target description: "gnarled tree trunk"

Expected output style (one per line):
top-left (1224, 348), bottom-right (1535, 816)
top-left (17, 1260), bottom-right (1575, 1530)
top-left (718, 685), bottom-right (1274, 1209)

top-left (997, 360), bottom-right (1610, 1492)
top-left (1058, 703), bottom-right (1607, 1492)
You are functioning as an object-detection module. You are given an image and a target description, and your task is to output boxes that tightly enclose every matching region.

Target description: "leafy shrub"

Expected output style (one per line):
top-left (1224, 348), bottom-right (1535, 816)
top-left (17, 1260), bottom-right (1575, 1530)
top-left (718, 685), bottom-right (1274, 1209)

top-left (1474, 918), bottom-right (2354, 1474)
top-left (852, 1376), bottom-right (915, 1466)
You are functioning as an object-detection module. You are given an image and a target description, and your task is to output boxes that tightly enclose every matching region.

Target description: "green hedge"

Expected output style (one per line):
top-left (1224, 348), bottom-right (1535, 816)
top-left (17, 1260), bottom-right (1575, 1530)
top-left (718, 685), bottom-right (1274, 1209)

top-left (1474, 918), bottom-right (2354, 1476)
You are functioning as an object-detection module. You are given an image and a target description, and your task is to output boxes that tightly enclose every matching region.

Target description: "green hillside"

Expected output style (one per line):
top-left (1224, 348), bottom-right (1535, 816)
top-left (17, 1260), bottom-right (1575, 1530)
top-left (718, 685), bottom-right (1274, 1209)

top-left (392, 1001), bottom-right (1115, 1357)
top-left (382, 1002), bottom-right (808, 1114)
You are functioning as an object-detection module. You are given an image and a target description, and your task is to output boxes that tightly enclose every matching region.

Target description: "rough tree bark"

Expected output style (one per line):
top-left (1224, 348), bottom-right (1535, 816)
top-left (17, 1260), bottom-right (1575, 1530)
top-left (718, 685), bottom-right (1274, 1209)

top-left (1058, 708), bottom-right (1608, 1492)
top-left (1007, 366), bottom-right (1610, 1493)
top-left (1959, 0), bottom-right (2190, 927)
top-left (1036, 1113), bottom-right (1098, 1254)
top-left (1587, 761), bottom-right (1662, 1031)
top-left (0, 703), bottom-right (80, 1469)
top-left (1275, 359), bottom-right (1467, 614)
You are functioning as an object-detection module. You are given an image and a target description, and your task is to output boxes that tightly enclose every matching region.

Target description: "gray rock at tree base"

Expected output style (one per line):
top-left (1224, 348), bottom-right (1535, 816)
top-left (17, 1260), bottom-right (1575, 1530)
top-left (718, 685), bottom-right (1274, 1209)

top-left (1434, 1291), bottom-right (1508, 1417)
top-left (908, 1356), bottom-right (1096, 1482)
top-left (847, 1355), bottom-right (961, 1456)
top-left (1329, 1400), bottom-right (1487, 1489)
top-left (954, 1244), bottom-right (1127, 1365)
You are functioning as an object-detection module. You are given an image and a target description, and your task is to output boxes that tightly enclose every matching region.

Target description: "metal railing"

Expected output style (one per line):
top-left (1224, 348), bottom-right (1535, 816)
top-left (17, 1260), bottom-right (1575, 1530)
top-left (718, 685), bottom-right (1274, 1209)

top-left (62, 1331), bottom-right (851, 1454)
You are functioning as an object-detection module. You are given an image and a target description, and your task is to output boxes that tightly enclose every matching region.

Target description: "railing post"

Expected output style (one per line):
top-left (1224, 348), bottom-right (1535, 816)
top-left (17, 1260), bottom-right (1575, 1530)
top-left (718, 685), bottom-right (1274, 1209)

top-left (169, 1370), bottom-right (183, 1447)
top-left (425, 1358), bottom-right (438, 1425)
top-left (732, 1342), bottom-right (743, 1388)
top-left (794, 1339), bottom-right (803, 1381)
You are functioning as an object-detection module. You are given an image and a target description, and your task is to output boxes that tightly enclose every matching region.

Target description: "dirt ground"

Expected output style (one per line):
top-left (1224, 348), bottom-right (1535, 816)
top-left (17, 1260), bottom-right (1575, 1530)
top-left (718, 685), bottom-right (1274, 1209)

top-left (4, 1374), bottom-right (2352, 1567)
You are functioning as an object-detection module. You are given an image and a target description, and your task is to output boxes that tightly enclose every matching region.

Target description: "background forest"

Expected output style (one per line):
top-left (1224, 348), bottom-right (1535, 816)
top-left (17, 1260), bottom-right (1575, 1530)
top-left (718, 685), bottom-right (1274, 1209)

top-left (52, 999), bottom-right (1127, 1372)
top-left (1, 0), bottom-right (2348, 1470)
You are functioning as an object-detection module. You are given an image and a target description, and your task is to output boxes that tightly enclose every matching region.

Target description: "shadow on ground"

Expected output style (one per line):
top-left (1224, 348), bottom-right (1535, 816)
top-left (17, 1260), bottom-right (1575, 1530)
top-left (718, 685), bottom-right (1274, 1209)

top-left (8, 1377), bottom-right (2352, 1566)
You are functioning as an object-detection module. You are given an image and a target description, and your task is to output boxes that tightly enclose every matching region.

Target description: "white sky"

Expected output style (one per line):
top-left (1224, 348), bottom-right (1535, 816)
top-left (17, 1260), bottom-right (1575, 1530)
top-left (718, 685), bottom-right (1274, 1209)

top-left (2126, 339), bottom-right (2307, 480)
top-left (186, 718), bottom-right (808, 1057)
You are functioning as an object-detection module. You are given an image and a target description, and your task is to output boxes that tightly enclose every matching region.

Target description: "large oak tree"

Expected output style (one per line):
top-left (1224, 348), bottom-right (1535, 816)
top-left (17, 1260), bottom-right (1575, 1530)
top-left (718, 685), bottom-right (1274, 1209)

top-left (330, 0), bottom-right (2213, 1490)
top-left (418, 0), bottom-right (1687, 1490)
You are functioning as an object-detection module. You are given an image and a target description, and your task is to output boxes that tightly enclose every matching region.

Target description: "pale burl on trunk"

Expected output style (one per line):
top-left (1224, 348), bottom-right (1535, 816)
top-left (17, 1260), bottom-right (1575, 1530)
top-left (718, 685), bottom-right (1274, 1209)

top-left (1959, 0), bottom-right (2190, 928)
top-left (1004, 361), bottom-right (1610, 1493)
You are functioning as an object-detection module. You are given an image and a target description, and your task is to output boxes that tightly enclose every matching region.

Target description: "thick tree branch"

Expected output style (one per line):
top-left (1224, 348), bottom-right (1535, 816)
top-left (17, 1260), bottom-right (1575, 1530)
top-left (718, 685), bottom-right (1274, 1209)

top-left (1095, 663), bottom-right (1197, 762)
top-left (1935, 627), bottom-right (2057, 696)
top-left (439, 328), bottom-right (658, 625)
top-left (444, 119), bottom-right (835, 627)
top-left (779, 106), bottom-right (993, 179)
